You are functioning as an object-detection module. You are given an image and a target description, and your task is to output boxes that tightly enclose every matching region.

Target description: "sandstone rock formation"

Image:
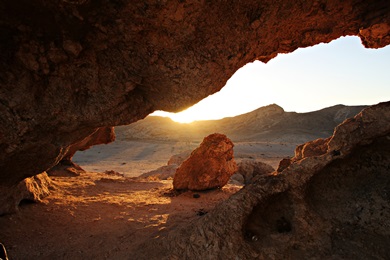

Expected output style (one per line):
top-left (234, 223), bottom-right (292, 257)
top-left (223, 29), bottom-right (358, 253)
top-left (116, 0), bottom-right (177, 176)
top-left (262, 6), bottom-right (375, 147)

top-left (47, 160), bottom-right (86, 177)
top-left (173, 133), bottom-right (237, 191)
top-left (233, 159), bottom-right (275, 185)
top-left (0, 1), bottom-right (389, 187)
top-left (62, 126), bottom-right (115, 162)
top-left (294, 137), bottom-right (330, 160)
top-left (137, 101), bottom-right (390, 259)
top-left (0, 172), bottom-right (51, 215)
top-left (276, 157), bottom-right (293, 173)
top-left (45, 126), bottom-right (115, 177)
top-left (277, 137), bottom-right (331, 172)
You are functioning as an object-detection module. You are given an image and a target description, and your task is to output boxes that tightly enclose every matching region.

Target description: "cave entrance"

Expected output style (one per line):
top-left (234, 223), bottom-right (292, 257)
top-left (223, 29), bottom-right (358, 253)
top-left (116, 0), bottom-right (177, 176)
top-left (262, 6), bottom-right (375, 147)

top-left (74, 35), bottom-right (389, 179)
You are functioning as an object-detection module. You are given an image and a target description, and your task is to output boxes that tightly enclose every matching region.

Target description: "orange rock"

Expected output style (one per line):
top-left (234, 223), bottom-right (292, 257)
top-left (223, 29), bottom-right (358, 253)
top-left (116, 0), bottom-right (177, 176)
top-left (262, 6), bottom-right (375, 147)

top-left (173, 133), bottom-right (237, 191)
top-left (63, 127), bottom-right (115, 162)
top-left (294, 137), bottom-right (330, 160)
top-left (278, 138), bottom-right (330, 172)
top-left (276, 157), bottom-right (293, 172)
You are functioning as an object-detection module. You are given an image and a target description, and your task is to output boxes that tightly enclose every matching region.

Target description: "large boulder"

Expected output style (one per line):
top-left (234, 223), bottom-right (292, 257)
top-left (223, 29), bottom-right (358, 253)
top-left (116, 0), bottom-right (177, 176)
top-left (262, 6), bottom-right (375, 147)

top-left (173, 133), bottom-right (237, 191)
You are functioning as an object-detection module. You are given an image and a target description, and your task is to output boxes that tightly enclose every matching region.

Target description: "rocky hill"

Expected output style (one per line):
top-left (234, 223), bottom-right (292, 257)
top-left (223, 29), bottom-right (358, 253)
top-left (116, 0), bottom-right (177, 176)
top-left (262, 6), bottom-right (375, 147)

top-left (116, 104), bottom-right (366, 143)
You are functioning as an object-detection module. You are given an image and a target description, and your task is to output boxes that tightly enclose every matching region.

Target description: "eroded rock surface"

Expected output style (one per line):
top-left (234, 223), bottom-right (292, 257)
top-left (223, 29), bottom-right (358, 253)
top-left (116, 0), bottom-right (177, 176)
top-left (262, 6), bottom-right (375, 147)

top-left (62, 126), bottom-right (115, 162)
top-left (0, 172), bottom-right (52, 215)
top-left (47, 126), bottom-right (115, 177)
top-left (137, 102), bottom-right (390, 259)
top-left (295, 137), bottom-right (330, 160)
top-left (173, 133), bottom-right (237, 191)
top-left (277, 137), bottom-right (331, 172)
top-left (0, 0), bottom-right (389, 186)
top-left (233, 159), bottom-right (275, 185)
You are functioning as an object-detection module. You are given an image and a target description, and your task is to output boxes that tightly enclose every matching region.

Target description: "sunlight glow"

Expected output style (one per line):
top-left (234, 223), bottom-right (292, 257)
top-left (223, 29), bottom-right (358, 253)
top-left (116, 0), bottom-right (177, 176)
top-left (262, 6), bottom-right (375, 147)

top-left (152, 36), bottom-right (390, 123)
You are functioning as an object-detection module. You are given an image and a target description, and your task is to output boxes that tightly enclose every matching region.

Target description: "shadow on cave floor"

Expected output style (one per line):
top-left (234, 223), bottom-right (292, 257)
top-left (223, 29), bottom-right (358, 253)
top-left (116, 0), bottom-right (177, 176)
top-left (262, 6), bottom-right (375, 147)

top-left (0, 171), bottom-right (241, 260)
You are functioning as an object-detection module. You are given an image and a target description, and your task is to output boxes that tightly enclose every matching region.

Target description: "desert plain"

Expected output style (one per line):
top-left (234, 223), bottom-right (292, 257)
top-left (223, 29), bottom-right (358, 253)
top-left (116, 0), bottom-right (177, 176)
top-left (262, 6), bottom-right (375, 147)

top-left (0, 104), bottom-right (365, 259)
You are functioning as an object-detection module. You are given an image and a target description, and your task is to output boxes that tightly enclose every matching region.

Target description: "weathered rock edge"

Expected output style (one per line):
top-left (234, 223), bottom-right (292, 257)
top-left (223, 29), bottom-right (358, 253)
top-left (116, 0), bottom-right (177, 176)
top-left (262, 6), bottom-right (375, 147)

top-left (137, 101), bottom-right (390, 259)
top-left (0, 0), bottom-right (389, 185)
top-left (0, 172), bottom-right (52, 216)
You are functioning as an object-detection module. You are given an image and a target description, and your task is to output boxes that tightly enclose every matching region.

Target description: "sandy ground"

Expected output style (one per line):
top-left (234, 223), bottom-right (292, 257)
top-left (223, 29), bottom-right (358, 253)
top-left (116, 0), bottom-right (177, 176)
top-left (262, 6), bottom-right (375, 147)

top-left (73, 140), bottom-right (200, 177)
top-left (0, 172), bottom-right (241, 259)
top-left (0, 140), bottom-right (296, 259)
top-left (233, 141), bottom-right (296, 167)
top-left (73, 140), bottom-right (296, 176)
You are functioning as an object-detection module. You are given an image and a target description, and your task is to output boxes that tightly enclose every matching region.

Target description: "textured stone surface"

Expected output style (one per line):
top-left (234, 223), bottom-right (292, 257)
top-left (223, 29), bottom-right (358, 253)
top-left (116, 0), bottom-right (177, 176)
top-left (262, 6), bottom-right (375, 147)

top-left (234, 159), bottom-right (275, 184)
top-left (276, 157), bottom-right (293, 173)
top-left (278, 137), bottom-right (331, 172)
top-left (294, 137), bottom-right (330, 160)
top-left (136, 101), bottom-right (390, 259)
top-left (47, 160), bottom-right (85, 177)
top-left (0, 172), bottom-right (52, 215)
top-left (0, 0), bottom-right (389, 186)
top-left (63, 126), bottom-right (115, 161)
top-left (173, 133), bottom-right (237, 191)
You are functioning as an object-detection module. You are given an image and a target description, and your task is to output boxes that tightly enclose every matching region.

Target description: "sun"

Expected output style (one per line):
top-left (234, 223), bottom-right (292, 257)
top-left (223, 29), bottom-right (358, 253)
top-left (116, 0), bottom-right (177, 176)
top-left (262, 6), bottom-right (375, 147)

top-left (152, 108), bottom-right (198, 124)
top-left (151, 36), bottom-right (390, 123)
top-left (151, 61), bottom-right (277, 123)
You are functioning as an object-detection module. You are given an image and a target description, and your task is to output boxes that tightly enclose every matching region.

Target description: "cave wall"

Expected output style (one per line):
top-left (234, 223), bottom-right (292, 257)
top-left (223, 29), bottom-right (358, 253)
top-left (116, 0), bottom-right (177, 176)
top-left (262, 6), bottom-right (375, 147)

top-left (0, 0), bottom-right (389, 185)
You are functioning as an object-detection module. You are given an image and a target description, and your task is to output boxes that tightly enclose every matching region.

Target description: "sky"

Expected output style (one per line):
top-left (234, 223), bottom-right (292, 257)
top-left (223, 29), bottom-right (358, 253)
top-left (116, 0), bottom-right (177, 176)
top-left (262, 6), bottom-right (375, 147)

top-left (152, 36), bottom-right (390, 123)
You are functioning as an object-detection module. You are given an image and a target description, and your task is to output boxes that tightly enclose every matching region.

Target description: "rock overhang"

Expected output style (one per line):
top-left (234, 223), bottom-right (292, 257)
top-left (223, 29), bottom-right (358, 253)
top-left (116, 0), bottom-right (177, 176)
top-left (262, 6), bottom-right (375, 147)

top-left (0, 0), bottom-right (389, 185)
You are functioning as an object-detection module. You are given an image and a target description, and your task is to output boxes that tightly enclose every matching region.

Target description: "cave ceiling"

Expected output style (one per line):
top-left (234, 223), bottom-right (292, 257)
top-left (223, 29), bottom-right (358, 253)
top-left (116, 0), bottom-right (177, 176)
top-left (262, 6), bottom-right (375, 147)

top-left (0, 0), bottom-right (389, 185)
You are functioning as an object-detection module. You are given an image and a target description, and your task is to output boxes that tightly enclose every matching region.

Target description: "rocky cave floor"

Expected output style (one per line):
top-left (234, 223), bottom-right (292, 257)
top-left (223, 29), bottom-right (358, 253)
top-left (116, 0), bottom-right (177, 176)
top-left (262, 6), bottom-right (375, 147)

top-left (0, 171), bottom-right (241, 260)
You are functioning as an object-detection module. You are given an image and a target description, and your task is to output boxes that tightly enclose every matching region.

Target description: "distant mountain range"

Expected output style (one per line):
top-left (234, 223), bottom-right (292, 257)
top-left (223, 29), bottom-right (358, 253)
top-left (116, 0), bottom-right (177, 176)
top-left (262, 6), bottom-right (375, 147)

top-left (116, 104), bottom-right (366, 143)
